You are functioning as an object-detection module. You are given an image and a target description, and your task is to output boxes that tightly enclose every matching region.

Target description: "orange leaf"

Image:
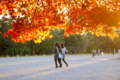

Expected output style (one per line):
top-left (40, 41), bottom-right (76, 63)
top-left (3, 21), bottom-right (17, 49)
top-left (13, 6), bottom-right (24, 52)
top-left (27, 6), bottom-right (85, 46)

top-left (64, 32), bottom-right (70, 37)
top-left (4, 18), bottom-right (8, 21)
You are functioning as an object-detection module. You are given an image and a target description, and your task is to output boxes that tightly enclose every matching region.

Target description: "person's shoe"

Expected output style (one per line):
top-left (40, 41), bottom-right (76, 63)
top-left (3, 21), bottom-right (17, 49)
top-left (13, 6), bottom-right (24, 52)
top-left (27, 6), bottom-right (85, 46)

top-left (66, 64), bottom-right (68, 67)
top-left (59, 65), bottom-right (62, 68)
top-left (55, 66), bottom-right (58, 68)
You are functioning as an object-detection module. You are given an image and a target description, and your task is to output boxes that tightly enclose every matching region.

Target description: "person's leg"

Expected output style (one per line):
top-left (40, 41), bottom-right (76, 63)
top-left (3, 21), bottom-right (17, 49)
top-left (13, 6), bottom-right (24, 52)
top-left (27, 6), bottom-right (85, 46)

top-left (58, 58), bottom-right (62, 67)
top-left (92, 53), bottom-right (94, 57)
top-left (63, 58), bottom-right (68, 67)
top-left (54, 59), bottom-right (58, 68)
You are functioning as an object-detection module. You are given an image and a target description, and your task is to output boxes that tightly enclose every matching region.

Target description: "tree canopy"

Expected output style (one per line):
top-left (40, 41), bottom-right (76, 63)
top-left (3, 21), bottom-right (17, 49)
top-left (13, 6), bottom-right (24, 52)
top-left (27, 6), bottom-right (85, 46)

top-left (0, 0), bottom-right (120, 43)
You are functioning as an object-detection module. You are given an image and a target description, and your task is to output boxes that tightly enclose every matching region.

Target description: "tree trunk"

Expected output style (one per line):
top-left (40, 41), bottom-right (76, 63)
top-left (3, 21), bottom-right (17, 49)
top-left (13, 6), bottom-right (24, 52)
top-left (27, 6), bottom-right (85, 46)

top-left (12, 43), bottom-right (14, 56)
top-left (0, 46), bottom-right (1, 56)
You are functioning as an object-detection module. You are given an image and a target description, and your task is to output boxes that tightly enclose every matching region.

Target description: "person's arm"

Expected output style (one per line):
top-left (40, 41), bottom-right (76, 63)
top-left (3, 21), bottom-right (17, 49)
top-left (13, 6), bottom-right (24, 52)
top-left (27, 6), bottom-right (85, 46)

top-left (65, 47), bottom-right (68, 53)
top-left (53, 47), bottom-right (56, 53)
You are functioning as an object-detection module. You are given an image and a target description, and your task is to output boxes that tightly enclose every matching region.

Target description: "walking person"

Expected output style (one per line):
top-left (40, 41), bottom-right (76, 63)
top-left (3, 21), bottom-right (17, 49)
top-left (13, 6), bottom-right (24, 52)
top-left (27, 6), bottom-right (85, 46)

top-left (92, 49), bottom-right (96, 57)
top-left (97, 49), bottom-right (101, 55)
top-left (61, 43), bottom-right (68, 67)
top-left (53, 42), bottom-right (62, 68)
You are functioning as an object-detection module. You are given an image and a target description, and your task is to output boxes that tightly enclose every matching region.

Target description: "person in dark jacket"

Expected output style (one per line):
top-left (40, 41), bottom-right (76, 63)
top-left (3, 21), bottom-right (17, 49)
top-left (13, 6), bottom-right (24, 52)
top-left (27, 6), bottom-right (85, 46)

top-left (53, 42), bottom-right (63, 68)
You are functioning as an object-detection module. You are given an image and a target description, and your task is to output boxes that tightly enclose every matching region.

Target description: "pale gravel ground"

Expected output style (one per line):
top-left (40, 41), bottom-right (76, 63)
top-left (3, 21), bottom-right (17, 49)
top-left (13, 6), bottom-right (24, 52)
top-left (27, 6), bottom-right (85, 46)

top-left (0, 54), bottom-right (120, 80)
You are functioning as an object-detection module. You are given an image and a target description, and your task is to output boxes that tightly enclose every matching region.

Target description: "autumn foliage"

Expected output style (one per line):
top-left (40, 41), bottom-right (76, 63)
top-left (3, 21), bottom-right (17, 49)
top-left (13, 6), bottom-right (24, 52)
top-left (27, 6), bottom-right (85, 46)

top-left (0, 0), bottom-right (120, 43)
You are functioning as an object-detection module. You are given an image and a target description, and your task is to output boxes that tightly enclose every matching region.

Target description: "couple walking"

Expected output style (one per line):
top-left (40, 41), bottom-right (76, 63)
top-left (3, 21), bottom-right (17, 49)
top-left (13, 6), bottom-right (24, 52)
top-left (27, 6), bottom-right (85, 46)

top-left (53, 42), bottom-right (68, 68)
